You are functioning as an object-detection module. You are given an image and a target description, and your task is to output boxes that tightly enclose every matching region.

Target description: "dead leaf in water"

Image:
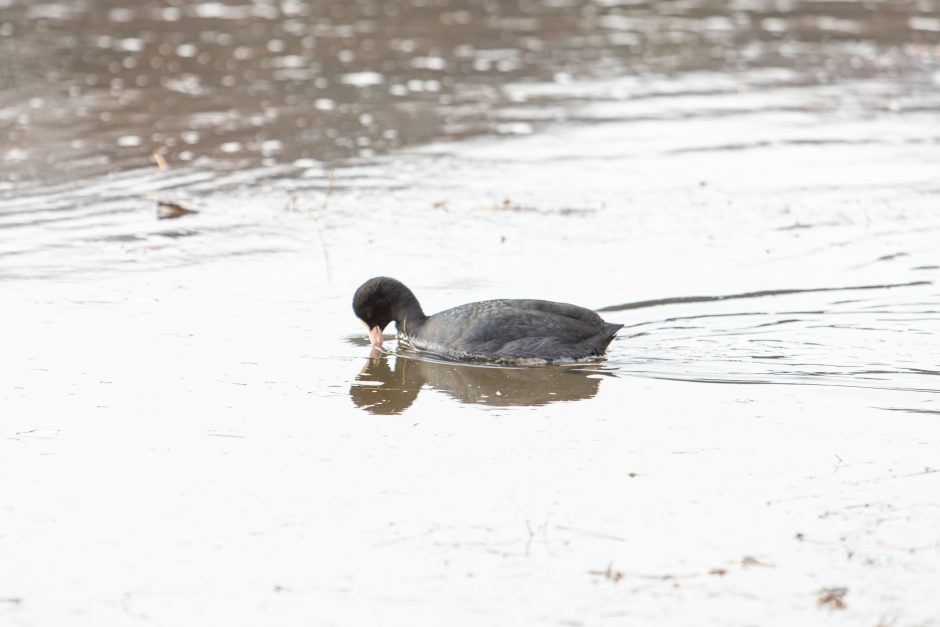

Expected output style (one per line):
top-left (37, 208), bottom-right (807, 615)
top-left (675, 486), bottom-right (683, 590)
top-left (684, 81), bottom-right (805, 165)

top-left (157, 200), bottom-right (198, 220)
top-left (817, 587), bottom-right (847, 609)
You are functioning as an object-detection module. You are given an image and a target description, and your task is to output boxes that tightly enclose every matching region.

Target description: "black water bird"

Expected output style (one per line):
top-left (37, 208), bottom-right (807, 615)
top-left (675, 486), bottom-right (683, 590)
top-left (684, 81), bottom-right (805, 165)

top-left (352, 277), bottom-right (622, 365)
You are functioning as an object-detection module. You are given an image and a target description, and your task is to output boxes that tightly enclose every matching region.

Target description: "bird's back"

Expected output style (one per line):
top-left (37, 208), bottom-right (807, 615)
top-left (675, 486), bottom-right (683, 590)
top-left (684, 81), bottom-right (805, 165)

top-left (405, 299), bottom-right (621, 364)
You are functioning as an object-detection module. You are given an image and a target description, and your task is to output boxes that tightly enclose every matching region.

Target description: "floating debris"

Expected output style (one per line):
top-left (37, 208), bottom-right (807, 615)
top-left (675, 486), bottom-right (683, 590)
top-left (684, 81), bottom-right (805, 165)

top-left (492, 198), bottom-right (523, 212)
top-left (817, 587), bottom-right (848, 610)
top-left (589, 562), bottom-right (624, 582)
top-left (741, 555), bottom-right (774, 568)
top-left (152, 151), bottom-right (168, 170)
top-left (157, 200), bottom-right (198, 220)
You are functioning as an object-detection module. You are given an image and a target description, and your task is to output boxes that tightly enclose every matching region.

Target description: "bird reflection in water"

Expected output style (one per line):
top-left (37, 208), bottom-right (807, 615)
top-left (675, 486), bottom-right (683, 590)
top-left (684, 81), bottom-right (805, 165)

top-left (350, 349), bottom-right (607, 414)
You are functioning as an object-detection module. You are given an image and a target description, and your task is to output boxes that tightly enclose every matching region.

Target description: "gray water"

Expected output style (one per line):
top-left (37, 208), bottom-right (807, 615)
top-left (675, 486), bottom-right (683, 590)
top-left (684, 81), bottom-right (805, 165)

top-left (3, 1), bottom-right (940, 625)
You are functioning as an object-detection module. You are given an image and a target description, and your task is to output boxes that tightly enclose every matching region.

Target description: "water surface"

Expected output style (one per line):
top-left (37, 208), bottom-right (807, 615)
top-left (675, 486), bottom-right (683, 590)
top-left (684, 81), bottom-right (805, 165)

top-left (2, 1), bottom-right (940, 625)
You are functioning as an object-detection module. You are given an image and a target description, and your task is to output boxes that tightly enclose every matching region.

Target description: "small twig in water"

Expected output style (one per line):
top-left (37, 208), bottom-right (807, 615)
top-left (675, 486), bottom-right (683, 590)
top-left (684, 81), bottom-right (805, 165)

top-left (321, 169), bottom-right (334, 213)
top-left (589, 562), bottom-right (624, 582)
top-left (874, 538), bottom-right (934, 553)
top-left (523, 515), bottom-right (553, 556)
top-left (876, 611), bottom-right (899, 627)
top-left (554, 525), bottom-right (626, 543)
top-left (314, 170), bottom-right (334, 281)
top-left (152, 151), bottom-right (168, 170)
top-left (833, 453), bottom-right (846, 474)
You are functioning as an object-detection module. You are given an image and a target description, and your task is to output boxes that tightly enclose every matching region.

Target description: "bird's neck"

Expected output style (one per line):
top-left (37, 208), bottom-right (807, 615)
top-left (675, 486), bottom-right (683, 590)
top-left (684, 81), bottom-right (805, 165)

top-left (392, 298), bottom-right (426, 336)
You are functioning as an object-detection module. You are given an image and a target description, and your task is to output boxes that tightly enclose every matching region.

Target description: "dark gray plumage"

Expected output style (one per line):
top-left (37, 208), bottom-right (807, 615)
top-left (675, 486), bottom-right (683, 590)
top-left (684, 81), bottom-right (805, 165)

top-left (352, 277), bottom-right (622, 365)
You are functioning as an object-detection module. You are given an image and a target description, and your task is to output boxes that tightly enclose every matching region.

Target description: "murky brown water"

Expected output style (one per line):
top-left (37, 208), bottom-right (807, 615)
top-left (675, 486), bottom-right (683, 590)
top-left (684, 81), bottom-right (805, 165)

top-left (3, 1), bottom-right (940, 625)
top-left (4, 0), bottom-right (940, 180)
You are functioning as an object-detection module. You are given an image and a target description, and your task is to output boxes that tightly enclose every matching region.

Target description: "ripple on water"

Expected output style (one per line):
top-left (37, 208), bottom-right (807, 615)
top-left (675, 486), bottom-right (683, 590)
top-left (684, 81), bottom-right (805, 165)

top-left (607, 280), bottom-right (940, 395)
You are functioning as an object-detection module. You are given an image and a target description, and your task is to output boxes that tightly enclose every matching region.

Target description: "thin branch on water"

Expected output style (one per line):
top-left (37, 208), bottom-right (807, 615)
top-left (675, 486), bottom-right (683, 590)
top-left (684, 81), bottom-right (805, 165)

top-left (322, 169), bottom-right (334, 212)
top-left (315, 169), bottom-right (334, 281)
top-left (553, 524), bottom-right (626, 543)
